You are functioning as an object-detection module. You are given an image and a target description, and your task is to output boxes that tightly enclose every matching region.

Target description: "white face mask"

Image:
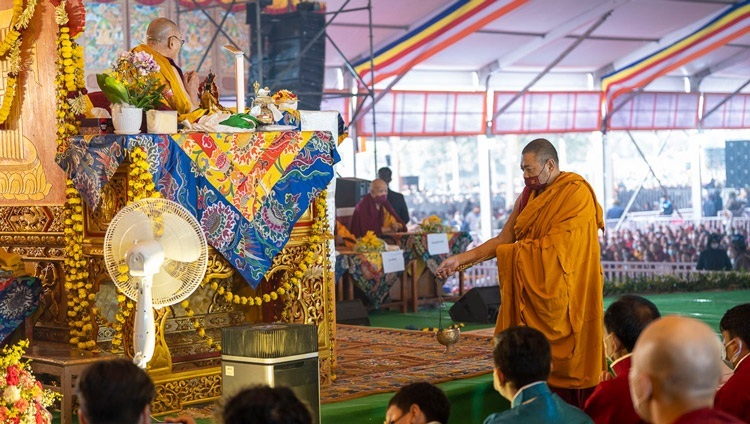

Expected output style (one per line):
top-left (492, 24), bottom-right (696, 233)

top-left (722, 338), bottom-right (743, 369)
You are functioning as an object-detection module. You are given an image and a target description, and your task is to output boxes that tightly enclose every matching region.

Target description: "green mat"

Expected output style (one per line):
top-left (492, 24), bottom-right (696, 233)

top-left (51, 289), bottom-right (750, 424)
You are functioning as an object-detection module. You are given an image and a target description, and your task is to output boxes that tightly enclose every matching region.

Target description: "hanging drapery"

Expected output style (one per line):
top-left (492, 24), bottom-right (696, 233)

top-left (352, 0), bottom-right (528, 87)
top-left (601, 0), bottom-right (750, 113)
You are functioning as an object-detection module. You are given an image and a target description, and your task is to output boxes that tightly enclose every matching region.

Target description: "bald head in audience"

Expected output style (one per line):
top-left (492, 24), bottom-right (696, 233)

top-left (629, 316), bottom-right (724, 424)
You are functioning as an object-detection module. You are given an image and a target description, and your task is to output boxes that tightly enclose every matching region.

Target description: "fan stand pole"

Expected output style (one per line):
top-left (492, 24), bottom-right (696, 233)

top-left (133, 276), bottom-right (156, 369)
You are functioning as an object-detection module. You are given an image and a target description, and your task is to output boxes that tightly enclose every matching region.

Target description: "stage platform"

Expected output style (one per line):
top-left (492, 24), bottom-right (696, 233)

top-left (48, 289), bottom-right (749, 424)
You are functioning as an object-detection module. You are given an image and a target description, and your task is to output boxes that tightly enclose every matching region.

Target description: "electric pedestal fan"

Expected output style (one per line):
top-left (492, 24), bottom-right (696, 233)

top-left (103, 198), bottom-right (208, 368)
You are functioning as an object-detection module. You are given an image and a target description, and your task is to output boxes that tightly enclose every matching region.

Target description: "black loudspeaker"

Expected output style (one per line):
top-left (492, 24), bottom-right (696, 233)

top-left (449, 286), bottom-right (501, 324)
top-left (248, 11), bottom-right (325, 111)
top-left (336, 300), bottom-right (371, 326)
top-left (335, 178), bottom-right (371, 208)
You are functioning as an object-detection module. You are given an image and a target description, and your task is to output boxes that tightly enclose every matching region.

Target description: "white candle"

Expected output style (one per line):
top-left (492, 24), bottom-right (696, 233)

top-left (235, 54), bottom-right (245, 114)
top-left (223, 45), bottom-right (246, 113)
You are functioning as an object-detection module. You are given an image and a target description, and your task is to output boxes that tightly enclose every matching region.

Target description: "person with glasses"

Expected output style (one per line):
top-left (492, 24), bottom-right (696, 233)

top-left (384, 382), bottom-right (450, 424)
top-left (714, 303), bottom-right (750, 423)
top-left (484, 326), bottom-right (592, 424)
top-left (133, 17), bottom-right (204, 122)
top-left (583, 295), bottom-right (660, 424)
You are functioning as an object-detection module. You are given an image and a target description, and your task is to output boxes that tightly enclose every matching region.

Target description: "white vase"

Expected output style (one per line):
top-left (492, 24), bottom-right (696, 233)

top-left (111, 104), bottom-right (143, 135)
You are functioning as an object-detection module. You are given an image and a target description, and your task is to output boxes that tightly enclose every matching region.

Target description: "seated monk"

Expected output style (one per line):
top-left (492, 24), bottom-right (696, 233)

top-left (86, 18), bottom-right (206, 123)
top-left (349, 179), bottom-right (405, 238)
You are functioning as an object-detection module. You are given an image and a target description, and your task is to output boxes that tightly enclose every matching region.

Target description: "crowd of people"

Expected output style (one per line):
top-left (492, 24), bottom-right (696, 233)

top-left (600, 223), bottom-right (750, 271)
top-left (75, 299), bottom-right (750, 424)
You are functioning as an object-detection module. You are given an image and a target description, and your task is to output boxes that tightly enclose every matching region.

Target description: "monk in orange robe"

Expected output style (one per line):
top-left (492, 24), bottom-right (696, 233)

top-left (437, 138), bottom-right (605, 408)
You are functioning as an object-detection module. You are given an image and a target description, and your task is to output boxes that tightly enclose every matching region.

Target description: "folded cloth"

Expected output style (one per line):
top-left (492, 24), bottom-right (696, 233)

top-left (0, 248), bottom-right (26, 277)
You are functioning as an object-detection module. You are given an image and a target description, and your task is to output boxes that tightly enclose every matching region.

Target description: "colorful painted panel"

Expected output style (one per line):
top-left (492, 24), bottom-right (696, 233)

top-left (83, 2), bottom-right (125, 72)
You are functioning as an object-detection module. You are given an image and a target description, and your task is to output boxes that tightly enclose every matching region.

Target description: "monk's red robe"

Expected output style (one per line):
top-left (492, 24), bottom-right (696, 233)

top-left (584, 355), bottom-right (646, 424)
top-left (715, 355), bottom-right (750, 423)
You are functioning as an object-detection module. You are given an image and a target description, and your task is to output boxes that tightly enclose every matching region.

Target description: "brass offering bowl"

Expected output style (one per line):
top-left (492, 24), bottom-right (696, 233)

top-left (436, 328), bottom-right (460, 354)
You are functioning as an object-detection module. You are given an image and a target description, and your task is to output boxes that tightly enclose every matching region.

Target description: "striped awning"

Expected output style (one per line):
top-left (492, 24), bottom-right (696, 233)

top-left (601, 0), bottom-right (750, 111)
top-left (353, 0), bottom-right (528, 87)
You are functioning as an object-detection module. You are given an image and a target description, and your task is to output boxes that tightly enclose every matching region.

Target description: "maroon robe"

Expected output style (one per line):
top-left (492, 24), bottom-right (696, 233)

top-left (715, 355), bottom-right (750, 423)
top-left (583, 355), bottom-right (646, 424)
top-left (349, 194), bottom-right (404, 238)
top-left (672, 408), bottom-right (745, 424)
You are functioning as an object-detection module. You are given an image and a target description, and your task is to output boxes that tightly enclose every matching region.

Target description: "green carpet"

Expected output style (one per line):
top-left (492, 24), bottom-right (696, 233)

top-left (50, 289), bottom-right (750, 424)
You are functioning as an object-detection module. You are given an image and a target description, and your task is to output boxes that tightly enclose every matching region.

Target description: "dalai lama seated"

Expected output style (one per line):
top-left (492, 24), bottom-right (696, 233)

top-left (349, 179), bottom-right (405, 238)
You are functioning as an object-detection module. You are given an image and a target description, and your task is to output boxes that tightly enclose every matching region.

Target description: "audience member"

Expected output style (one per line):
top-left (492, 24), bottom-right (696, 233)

top-left (76, 358), bottom-right (155, 424)
top-left (728, 234), bottom-right (750, 272)
top-left (606, 199), bottom-right (625, 219)
top-left (484, 326), bottom-right (593, 424)
top-left (349, 179), bottom-right (406, 237)
top-left (660, 195), bottom-right (674, 216)
top-left (222, 386), bottom-right (312, 424)
top-left (696, 233), bottom-right (732, 271)
top-left (726, 192), bottom-right (745, 217)
top-left (714, 304), bottom-right (750, 422)
top-left (584, 295), bottom-right (661, 424)
top-left (629, 316), bottom-right (743, 424)
top-left (385, 381), bottom-right (451, 424)
top-left (378, 167), bottom-right (410, 225)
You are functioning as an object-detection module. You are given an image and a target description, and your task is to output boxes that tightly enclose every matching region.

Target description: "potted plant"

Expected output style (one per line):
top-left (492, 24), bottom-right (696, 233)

top-left (96, 51), bottom-right (165, 134)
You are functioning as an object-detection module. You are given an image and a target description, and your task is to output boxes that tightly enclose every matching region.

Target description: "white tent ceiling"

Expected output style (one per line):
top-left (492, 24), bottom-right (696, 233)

top-left (322, 0), bottom-right (750, 93)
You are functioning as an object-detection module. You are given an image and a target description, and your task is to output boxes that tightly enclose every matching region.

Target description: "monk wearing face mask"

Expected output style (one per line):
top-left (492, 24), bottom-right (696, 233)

top-left (349, 178), bottom-right (405, 237)
top-left (437, 138), bottom-right (605, 408)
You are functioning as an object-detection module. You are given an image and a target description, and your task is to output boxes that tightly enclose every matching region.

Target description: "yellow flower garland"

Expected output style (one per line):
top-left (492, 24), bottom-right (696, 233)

top-left (0, 0), bottom-right (38, 124)
top-left (55, 0), bottom-right (92, 350)
top-left (110, 147), bottom-right (159, 350)
top-left (181, 190), bottom-right (330, 349)
top-left (63, 181), bottom-right (97, 350)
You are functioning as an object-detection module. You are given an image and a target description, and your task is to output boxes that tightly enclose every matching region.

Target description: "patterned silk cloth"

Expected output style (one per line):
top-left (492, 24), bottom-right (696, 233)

top-left (0, 276), bottom-right (41, 344)
top-left (335, 251), bottom-right (404, 309)
top-left (56, 131), bottom-right (340, 288)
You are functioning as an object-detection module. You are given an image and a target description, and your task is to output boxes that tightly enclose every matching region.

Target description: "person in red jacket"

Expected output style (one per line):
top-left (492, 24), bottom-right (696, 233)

top-left (584, 295), bottom-right (660, 424)
top-left (629, 316), bottom-right (743, 424)
top-left (715, 303), bottom-right (750, 422)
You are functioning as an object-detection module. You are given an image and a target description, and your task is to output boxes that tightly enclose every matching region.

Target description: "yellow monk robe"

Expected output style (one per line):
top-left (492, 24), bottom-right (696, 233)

top-left (336, 220), bottom-right (357, 248)
top-left (132, 45), bottom-right (206, 123)
top-left (495, 171), bottom-right (605, 389)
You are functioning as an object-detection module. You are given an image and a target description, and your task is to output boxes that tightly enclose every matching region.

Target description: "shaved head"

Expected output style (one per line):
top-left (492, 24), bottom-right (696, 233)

top-left (370, 179), bottom-right (388, 197)
top-left (630, 316), bottom-right (722, 423)
top-left (522, 138), bottom-right (559, 166)
top-left (146, 18), bottom-right (179, 43)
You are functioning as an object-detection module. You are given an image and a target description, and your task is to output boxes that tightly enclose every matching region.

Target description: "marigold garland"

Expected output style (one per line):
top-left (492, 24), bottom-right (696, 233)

top-left (55, 6), bottom-right (86, 152)
top-left (182, 190), bottom-right (330, 348)
top-left (0, 0), bottom-right (38, 124)
top-left (109, 147), bottom-right (159, 350)
top-left (63, 181), bottom-right (97, 350)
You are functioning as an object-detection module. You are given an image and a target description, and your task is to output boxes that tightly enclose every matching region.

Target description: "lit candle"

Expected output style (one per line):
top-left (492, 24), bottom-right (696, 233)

top-left (223, 45), bottom-right (245, 113)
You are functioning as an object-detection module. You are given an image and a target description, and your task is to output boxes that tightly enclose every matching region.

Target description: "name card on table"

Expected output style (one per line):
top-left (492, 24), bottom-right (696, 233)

top-left (381, 250), bottom-right (405, 274)
top-left (427, 233), bottom-right (450, 255)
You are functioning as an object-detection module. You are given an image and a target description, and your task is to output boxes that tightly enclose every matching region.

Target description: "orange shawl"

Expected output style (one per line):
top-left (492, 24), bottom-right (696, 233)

top-left (495, 172), bottom-right (605, 389)
top-left (132, 45), bottom-right (205, 122)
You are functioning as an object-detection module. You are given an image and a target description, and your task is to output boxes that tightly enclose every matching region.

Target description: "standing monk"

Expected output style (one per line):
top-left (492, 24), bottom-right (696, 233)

top-left (437, 138), bottom-right (605, 408)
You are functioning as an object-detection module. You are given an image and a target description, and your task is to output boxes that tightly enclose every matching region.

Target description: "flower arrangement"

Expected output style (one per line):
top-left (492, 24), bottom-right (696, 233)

top-left (419, 215), bottom-right (451, 233)
top-left (354, 231), bottom-right (387, 252)
top-left (0, 340), bottom-right (60, 423)
top-left (96, 51), bottom-right (165, 110)
top-left (0, 0), bottom-right (39, 124)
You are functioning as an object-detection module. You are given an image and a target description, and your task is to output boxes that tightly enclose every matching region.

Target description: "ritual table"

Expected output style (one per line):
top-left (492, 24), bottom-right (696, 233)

top-left (383, 232), bottom-right (472, 312)
top-left (55, 121), bottom-right (341, 413)
top-left (334, 250), bottom-right (408, 312)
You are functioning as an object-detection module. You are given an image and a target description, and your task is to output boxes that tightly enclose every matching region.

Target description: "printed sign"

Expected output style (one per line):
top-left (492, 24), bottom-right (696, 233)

top-left (381, 250), bottom-right (405, 273)
top-left (427, 233), bottom-right (450, 255)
